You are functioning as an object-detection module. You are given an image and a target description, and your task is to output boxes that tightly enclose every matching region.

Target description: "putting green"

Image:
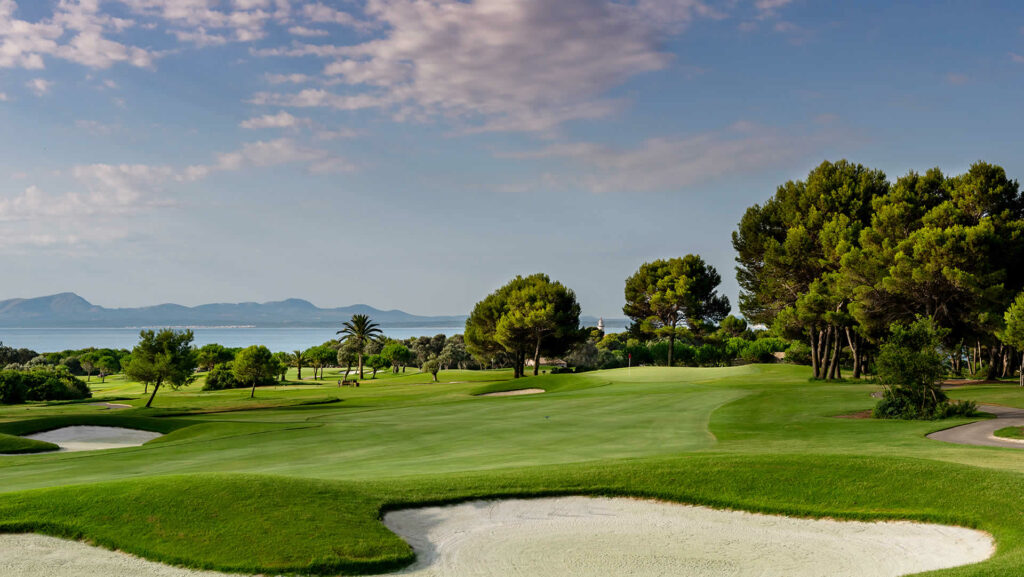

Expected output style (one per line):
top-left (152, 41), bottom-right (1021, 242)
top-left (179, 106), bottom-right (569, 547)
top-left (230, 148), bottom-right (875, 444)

top-left (0, 365), bottom-right (1021, 575)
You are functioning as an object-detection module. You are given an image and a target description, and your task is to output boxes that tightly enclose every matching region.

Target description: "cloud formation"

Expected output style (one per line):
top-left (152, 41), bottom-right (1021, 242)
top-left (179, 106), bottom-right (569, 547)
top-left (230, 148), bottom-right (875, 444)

top-left (256, 0), bottom-right (718, 132)
top-left (500, 122), bottom-right (825, 193)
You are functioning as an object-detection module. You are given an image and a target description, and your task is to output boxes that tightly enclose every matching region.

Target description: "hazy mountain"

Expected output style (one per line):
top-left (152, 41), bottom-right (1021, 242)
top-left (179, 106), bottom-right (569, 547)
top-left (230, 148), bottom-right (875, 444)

top-left (0, 293), bottom-right (468, 328)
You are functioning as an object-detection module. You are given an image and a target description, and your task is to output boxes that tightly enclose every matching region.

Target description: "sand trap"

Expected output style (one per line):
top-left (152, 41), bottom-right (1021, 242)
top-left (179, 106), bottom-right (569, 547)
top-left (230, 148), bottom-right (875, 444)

top-left (23, 426), bottom-right (163, 452)
top-left (0, 497), bottom-right (994, 577)
top-left (0, 534), bottom-right (236, 577)
top-left (90, 402), bottom-right (132, 409)
top-left (383, 497), bottom-right (994, 577)
top-left (479, 388), bottom-right (545, 397)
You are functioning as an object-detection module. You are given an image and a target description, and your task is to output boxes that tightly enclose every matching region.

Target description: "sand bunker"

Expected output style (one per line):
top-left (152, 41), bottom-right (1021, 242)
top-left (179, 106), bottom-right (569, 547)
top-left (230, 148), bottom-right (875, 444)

top-left (0, 497), bottom-right (994, 577)
top-left (383, 497), bottom-right (993, 577)
top-left (23, 426), bottom-right (163, 452)
top-left (0, 534), bottom-right (235, 577)
top-left (479, 388), bottom-right (544, 397)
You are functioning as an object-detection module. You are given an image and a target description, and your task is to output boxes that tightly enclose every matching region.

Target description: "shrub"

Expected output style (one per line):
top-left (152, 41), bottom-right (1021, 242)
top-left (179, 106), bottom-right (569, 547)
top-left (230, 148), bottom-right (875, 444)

top-left (873, 317), bottom-right (971, 420)
top-left (783, 342), bottom-right (812, 365)
top-left (740, 338), bottom-right (788, 364)
top-left (203, 363), bottom-right (244, 391)
top-left (0, 368), bottom-right (90, 404)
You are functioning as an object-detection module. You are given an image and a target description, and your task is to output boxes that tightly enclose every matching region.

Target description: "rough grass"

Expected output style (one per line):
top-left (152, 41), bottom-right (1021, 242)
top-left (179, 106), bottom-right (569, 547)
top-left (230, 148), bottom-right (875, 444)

top-left (994, 426), bottom-right (1024, 440)
top-left (0, 433), bottom-right (58, 455)
top-left (0, 365), bottom-right (1022, 574)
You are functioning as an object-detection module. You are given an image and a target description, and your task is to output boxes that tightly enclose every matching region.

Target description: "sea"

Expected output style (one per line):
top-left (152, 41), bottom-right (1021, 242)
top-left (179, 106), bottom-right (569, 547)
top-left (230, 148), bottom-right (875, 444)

top-left (0, 327), bottom-right (464, 353)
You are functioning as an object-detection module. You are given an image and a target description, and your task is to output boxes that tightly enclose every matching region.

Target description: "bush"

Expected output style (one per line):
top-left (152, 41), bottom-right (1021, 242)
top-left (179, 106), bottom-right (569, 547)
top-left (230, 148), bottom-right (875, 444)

top-left (0, 368), bottom-right (91, 404)
top-left (0, 373), bottom-right (25, 404)
top-left (740, 338), bottom-right (788, 364)
top-left (203, 363), bottom-right (244, 391)
top-left (784, 342), bottom-right (812, 365)
top-left (873, 317), bottom-right (972, 420)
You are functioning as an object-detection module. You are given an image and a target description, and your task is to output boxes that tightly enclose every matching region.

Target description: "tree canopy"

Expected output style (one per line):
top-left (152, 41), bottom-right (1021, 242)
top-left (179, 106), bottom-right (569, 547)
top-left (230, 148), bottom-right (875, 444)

top-left (124, 329), bottom-right (198, 408)
top-left (466, 273), bottom-right (583, 378)
top-left (623, 255), bottom-right (730, 366)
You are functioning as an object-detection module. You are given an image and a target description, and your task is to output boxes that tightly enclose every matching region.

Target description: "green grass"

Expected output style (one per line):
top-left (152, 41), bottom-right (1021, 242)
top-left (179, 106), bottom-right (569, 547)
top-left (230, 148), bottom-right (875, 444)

top-left (0, 433), bottom-right (58, 454)
top-left (1, 364), bottom-right (1024, 574)
top-left (994, 426), bottom-right (1024, 439)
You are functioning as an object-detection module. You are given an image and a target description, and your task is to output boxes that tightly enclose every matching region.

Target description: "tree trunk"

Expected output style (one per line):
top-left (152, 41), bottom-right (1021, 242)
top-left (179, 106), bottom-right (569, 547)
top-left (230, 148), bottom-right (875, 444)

top-left (297, 364), bottom-right (302, 380)
top-left (358, 353), bottom-right (364, 380)
top-left (1020, 357), bottom-right (1023, 387)
top-left (809, 332), bottom-right (820, 379)
top-left (668, 331), bottom-right (675, 367)
top-left (533, 337), bottom-right (542, 376)
top-left (250, 380), bottom-right (257, 398)
top-left (827, 329), bottom-right (840, 380)
top-left (144, 382), bottom-right (161, 408)
top-left (845, 328), bottom-right (861, 379)
top-left (819, 327), bottom-right (833, 380)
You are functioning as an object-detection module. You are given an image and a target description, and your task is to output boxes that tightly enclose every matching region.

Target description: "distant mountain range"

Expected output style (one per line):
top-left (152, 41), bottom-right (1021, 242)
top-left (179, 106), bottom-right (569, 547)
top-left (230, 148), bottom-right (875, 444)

top-left (0, 293), bottom-right (624, 329)
top-left (0, 293), bottom-right (468, 328)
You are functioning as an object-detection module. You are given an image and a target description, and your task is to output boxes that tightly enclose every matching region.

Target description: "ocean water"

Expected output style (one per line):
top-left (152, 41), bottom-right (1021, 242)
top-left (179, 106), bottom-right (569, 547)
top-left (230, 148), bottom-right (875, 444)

top-left (0, 327), bottom-right (462, 353)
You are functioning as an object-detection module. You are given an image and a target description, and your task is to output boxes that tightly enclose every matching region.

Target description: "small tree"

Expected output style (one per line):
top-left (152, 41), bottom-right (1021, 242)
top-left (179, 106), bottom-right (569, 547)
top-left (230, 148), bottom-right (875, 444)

top-left (381, 343), bottom-right (412, 374)
top-left (1001, 292), bottom-right (1024, 387)
top-left (337, 314), bottom-right (383, 379)
top-left (233, 345), bottom-right (278, 398)
top-left (422, 356), bottom-right (441, 382)
top-left (290, 349), bottom-right (305, 380)
top-left (873, 318), bottom-right (974, 419)
top-left (124, 329), bottom-right (198, 408)
top-left (272, 351), bottom-right (291, 382)
top-left (79, 352), bottom-right (97, 381)
top-left (96, 355), bottom-right (119, 383)
top-left (366, 354), bottom-right (388, 379)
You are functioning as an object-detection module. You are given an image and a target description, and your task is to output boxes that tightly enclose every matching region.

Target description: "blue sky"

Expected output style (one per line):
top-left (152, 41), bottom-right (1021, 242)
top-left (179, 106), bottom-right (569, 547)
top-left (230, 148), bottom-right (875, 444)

top-left (1, 0), bottom-right (1023, 318)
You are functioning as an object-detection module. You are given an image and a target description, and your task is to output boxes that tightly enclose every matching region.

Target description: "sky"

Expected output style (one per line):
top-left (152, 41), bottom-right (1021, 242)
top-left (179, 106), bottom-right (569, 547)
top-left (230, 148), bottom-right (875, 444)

top-left (1, 0), bottom-right (1023, 318)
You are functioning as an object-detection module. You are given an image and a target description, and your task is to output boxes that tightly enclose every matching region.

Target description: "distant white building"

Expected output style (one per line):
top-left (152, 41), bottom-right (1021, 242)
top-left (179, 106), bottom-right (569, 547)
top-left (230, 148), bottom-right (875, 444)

top-left (597, 317), bottom-right (605, 332)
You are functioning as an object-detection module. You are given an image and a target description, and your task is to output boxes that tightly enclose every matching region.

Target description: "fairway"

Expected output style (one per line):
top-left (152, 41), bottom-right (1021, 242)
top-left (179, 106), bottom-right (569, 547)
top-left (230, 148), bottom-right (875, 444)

top-left (0, 365), bottom-right (1022, 575)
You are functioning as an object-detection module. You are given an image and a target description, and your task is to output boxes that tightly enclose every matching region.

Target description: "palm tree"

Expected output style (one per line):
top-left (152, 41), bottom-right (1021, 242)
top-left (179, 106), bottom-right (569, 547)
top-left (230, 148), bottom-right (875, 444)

top-left (336, 314), bottom-right (383, 379)
top-left (290, 350), bottom-right (305, 380)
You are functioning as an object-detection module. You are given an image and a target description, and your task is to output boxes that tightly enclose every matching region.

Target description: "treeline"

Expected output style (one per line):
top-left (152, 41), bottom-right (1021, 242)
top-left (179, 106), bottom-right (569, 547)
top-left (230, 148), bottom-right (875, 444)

top-left (733, 160), bottom-right (1024, 382)
top-left (1, 343), bottom-right (130, 383)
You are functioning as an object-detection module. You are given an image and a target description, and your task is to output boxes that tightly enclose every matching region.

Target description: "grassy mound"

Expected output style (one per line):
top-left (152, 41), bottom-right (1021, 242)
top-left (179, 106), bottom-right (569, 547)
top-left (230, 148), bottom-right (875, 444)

top-left (994, 426), bottom-right (1024, 440)
top-left (0, 434), bottom-right (58, 455)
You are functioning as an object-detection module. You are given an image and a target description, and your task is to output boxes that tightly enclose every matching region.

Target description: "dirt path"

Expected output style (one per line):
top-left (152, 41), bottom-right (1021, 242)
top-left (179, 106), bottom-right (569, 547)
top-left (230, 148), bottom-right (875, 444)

top-left (928, 404), bottom-right (1024, 449)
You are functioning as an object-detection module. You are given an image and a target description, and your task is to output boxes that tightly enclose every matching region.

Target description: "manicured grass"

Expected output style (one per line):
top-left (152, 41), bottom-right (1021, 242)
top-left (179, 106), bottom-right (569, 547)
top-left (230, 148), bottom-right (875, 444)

top-left (0, 364), bottom-right (1022, 575)
top-left (0, 433), bottom-right (58, 455)
top-left (994, 426), bottom-right (1024, 439)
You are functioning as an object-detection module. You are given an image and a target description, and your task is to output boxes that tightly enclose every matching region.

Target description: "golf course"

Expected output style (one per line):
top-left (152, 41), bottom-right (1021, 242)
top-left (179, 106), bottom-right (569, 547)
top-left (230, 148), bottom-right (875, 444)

top-left (0, 364), bottom-right (1021, 575)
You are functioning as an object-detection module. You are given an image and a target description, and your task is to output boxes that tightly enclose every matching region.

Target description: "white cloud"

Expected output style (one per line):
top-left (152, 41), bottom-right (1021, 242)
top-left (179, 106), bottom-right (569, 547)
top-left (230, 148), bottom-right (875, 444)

top-left (1011, 52), bottom-right (1024, 63)
top-left (288, 25), bottom-right (328, 37)
top-left (500, 122), bottom-right (821, 193)
top-left (27, 78), bottom-right (52, 96)
top-left (0, 91), bottom-right (7, 101)
top-left (240, 110), bottom-right (309, 129)
top-left (185, 138), bottom-right (356, 179)
top-left (265, 72), bottom-right (313, 84)
top-left (315, 127), bottom-right (358, 140)
top-left (302, 3), bottom-right (368, 29)
top-left (754, 0), bottom-right (795, 16)
top-left (255, 0), bottom-right (720, 133)
top-left (0, 0), bottom-right (155, 70)
top-left (170, 27), bottom-right (229, 47)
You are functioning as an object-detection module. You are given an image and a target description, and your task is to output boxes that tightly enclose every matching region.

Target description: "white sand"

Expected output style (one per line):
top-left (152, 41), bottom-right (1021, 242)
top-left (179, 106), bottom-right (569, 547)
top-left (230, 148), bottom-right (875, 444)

top-left (0, 497), bottom-right (995, 577)
top-left (479, 388), bottom-right (545, 397)
top-left (23, 426), bottom-right (163, 452)
top-left (382, 497), bottom-right (994, 577)
top-left (0, 534), bottom-right (236, 577)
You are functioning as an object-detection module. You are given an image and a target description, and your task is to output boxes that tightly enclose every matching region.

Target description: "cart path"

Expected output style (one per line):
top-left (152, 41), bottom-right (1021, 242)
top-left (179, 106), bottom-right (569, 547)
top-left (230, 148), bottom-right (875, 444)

top-left (928, 404), bottom-right (1024, 449)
